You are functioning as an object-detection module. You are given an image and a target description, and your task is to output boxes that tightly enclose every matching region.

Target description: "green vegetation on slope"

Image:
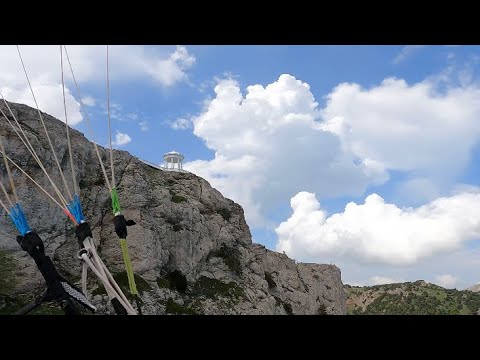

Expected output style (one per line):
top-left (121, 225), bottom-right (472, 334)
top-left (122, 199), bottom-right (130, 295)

top-left (171, 193), bottom-right (187, 203)
top-left (92, 271), bottom-right (151, 300)
top-left (208, 244), bottom-right (242, 276)
top-left (165, 298), bottom-right (197, 315)
top-left (191, 276), bottom-right (245, 300)
top-left (0, 250), bottom-right (17, 295)
top-left (157, 270), bottom-right (188, 294)
top-left (346, 280), bottom-right (480, 315)
top-left (217, 208), bottom-right (232, 221)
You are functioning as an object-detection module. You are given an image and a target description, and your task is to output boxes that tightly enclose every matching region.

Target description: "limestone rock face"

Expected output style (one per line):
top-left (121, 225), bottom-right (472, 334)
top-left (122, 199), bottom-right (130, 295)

top-left (0, 101), bottom-right (346, 315)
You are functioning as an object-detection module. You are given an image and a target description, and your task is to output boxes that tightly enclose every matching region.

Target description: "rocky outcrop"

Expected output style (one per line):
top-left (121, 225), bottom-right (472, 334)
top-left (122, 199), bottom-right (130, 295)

top-left (0, 101), bottom-right (346, 315)
top-left (467, 284), bottom-right (480, 293)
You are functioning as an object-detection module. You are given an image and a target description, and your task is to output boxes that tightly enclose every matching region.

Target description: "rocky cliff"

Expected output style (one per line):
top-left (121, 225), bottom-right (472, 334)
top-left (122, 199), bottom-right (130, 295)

top-left (0, 101), bottom-right (346, 315)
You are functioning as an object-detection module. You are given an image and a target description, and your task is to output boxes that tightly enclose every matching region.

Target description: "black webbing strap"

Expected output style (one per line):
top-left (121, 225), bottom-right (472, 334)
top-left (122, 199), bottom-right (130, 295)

top-left (111, 298), bottom-right (128, 315)
top-left (16, 231), bottom-right (94, 315)
top-left (17, 232), bottom-right (69, 303)
top-left (75, 221), bottom-right (93, 247)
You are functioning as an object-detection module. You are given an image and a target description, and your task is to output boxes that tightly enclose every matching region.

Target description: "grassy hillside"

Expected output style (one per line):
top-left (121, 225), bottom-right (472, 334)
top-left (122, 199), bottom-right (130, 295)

top-left (346, 280), bottom-right (480, 315)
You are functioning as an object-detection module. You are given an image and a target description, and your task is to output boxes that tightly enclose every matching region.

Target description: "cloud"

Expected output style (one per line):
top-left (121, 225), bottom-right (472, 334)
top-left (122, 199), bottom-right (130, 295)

top-left (112, 131), bottom-right (131, 147)
top-left (320, 77), bottom-right (480, 185)
top-left (139, 120), bottom-right (149, 132)
top-left (0, 45), bottom-right (195, 126)
top-left (275, 190), bottom-right (480, 266)
top-left (103, 102), bottom-right (124, 121)
top-left (393, 45), bottom-right (425, 64)
top-left (81, 96), bottom-right (96, 107)
top-left (170, 118), bottom-right (192, 130)
top-left (1, 83), bottom-right (83, 125)
top-left (434, 274), bottom-right (457, 288)
top-left (369, 276), bottom-right (401, 285)
top-left (101, 104), bottom-right (143, 125)
top-left (148, 45), bottom-right (195, 87)
top-left (393, 177), bottom-right (441, 206)
top-left (60, 45), bottom-right (196, 87)
top-left (185, 69), bottom-right (480, 228)
top-left (184, 75), bottom-right (372, 226)
top-left (126, 112), bottom-right (139, 121)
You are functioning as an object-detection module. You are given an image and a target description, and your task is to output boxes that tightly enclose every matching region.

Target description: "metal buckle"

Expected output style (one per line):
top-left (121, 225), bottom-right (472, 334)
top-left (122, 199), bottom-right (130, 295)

top-left (77, 248), bottom-right (90, 260)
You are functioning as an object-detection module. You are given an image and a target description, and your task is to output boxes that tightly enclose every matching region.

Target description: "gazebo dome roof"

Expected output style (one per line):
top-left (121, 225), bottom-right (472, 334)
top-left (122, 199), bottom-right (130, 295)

top-left (163, 150), bottom-right (184, 160)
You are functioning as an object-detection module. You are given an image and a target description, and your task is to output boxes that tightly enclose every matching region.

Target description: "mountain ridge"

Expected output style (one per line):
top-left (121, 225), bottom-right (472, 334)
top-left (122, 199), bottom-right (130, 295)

top-left (346, 280), bottom-right (480, 315)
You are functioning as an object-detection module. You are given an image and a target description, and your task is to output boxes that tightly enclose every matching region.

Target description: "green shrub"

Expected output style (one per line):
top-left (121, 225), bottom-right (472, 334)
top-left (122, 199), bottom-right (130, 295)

top-left (94, 272), bottom-right (151, 299)
top-left (167, 270), bottom-right (188, 293)
top-left (157, 277), bottom-right (170, 289)
top-left (0, 250), bottom-right (17, 294)
top-left (208, 244), bottom-right (242, 276)
top-left (171, 194), bottom-right (187, 203)
top-left (165, 298), bottom-right (197, 315)
top-left (317, 304), bottom-right (327, 315)
top-left (191, 276), bottom-right (244, 300)
top-left (217, 208), bottom-right (232, 221)
top-left (157, 270), bottom-right (188, 294)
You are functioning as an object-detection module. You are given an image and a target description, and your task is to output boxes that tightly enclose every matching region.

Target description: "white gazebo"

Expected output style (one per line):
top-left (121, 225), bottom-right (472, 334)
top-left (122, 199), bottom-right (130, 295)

top-left (163, 150), bottom-right (184, 170)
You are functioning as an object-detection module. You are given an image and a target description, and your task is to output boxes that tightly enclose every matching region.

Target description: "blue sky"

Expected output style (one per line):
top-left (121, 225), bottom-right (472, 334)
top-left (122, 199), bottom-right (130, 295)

top-left (2, 45), bottom-right (480, 290)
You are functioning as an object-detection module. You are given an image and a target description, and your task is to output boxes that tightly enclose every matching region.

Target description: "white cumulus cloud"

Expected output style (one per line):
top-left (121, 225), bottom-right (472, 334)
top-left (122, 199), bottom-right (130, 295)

top-left (185, 71), bottom-right (480, 228)
top-left (112, 131), bottom-right (131, 147)
top-left (370, 276), bottom-right (402, 285)
top-left (276, 190), bottom-right (480, 266)
top-left (171, 118), bottom-right (192, 130)
top-left (1, 83), bottom-right (83, 125)
top-left (0, 45), bottom-right (195, 126)
top-left (393, 45), bottom-right (425, 64)
top-left (148, 45), bottom-right (195, 87)
top-left (81, 96), bottom-right (96, 107)
top-left (184, 75), bottom-right (372, 226)
top-left (320, 77), bottom-right (480, 183)
top-left (139, 120), bottom-right (149, 132)
top-left (434, 274), bottom-right (457, 288)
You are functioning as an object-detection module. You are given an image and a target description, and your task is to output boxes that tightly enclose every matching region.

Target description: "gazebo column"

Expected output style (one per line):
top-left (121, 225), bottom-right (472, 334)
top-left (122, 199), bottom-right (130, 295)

top-left (162, 152), bottom-right (184, 171)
